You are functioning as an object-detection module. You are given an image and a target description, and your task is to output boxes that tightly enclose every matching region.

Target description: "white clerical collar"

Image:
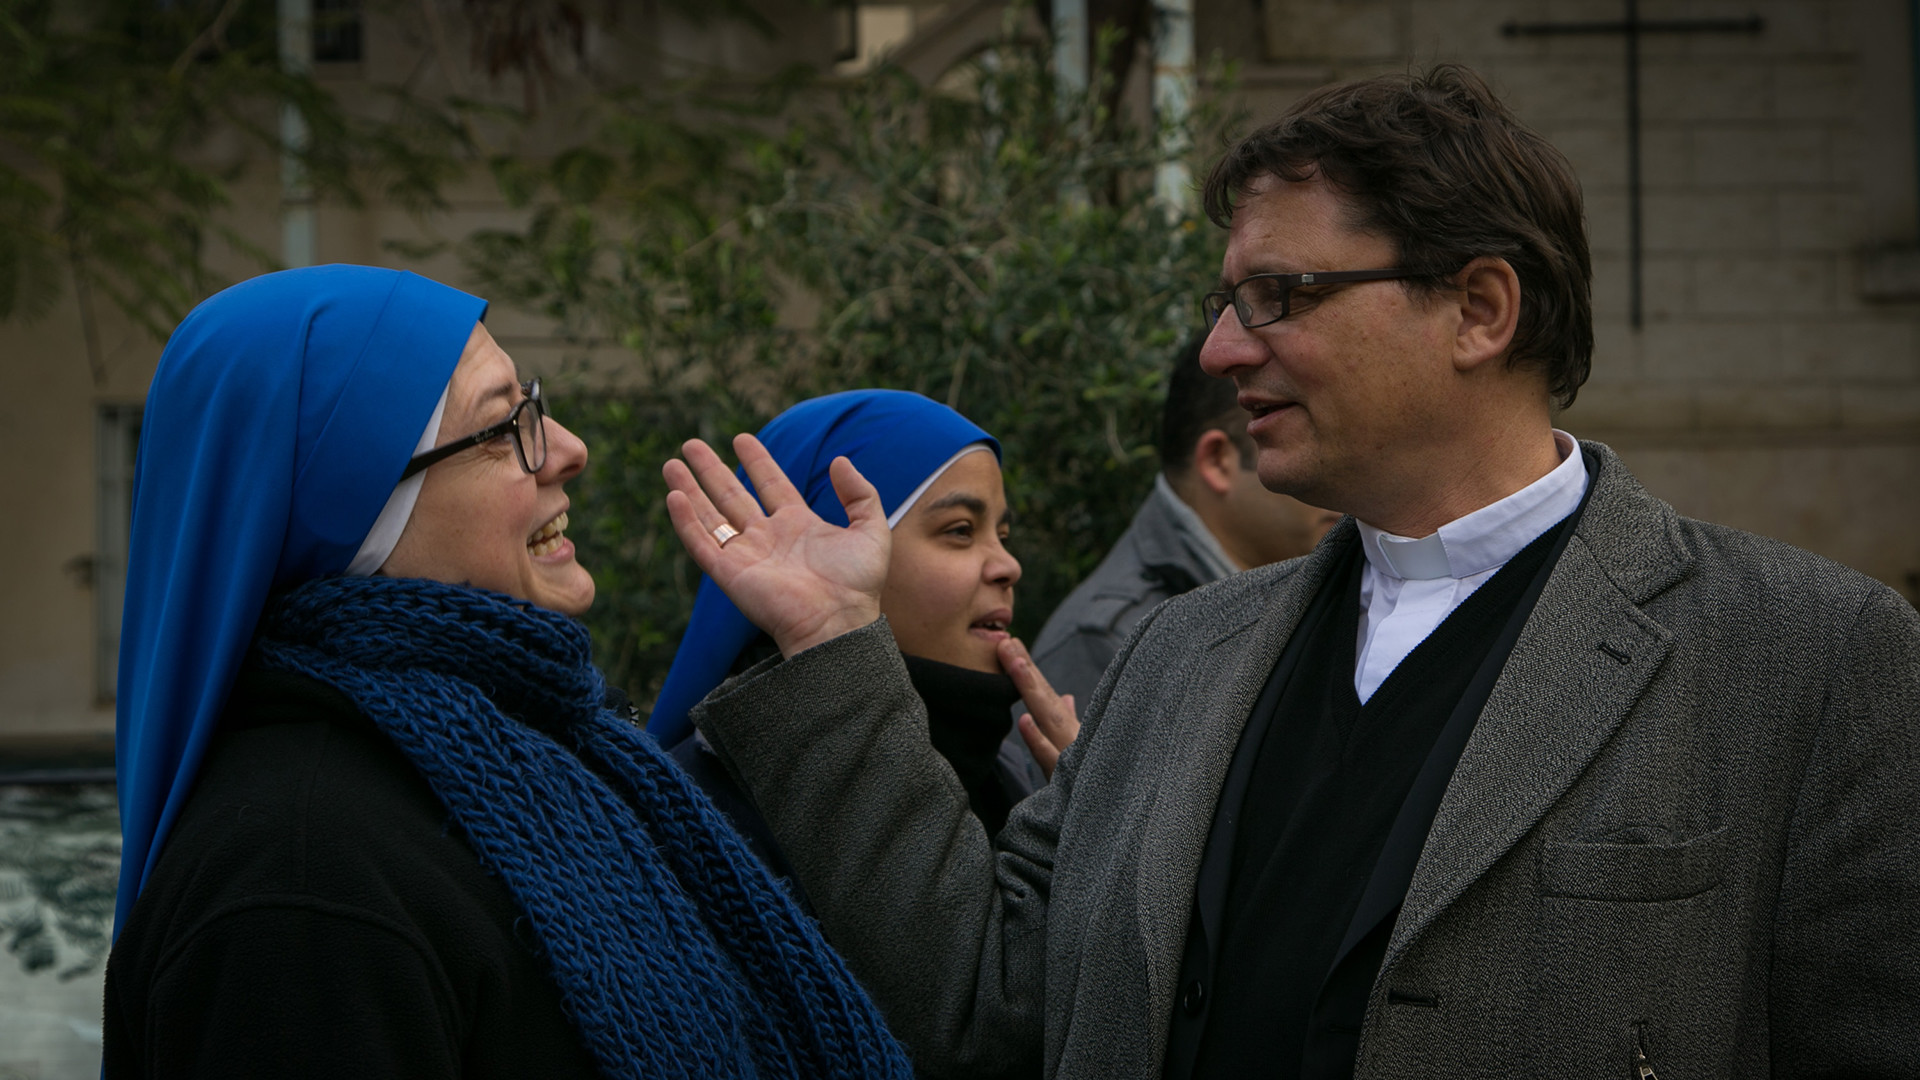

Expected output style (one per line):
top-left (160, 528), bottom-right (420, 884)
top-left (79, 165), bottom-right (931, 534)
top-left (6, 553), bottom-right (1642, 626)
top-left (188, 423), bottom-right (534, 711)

top-left (1358, 430), bottom-right (1587, 581)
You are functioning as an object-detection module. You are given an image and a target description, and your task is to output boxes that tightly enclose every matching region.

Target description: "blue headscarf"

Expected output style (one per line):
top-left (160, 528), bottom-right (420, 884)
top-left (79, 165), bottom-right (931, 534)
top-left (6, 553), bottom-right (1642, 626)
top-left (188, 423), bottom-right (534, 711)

top-left (646, 390), bottom-right (999, 746)
top-left (112, 265), bottom-right (487, 938)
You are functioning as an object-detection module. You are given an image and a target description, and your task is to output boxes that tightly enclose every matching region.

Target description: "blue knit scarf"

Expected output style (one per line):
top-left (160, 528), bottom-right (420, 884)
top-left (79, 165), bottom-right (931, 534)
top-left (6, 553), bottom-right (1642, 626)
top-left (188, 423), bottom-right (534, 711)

top-left (250, 574), bottom-right (913, 1080)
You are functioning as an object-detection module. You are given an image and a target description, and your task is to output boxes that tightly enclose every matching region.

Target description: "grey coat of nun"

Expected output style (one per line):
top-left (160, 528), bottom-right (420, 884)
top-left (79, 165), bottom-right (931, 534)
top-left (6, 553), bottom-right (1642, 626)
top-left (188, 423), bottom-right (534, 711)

top-left (691, 441), bottom-right (1920, 1079)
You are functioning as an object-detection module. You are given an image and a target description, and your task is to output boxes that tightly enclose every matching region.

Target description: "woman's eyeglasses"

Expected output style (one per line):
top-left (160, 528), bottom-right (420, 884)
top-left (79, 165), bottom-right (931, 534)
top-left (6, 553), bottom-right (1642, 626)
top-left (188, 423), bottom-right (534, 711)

top-left (400, 377), bottom-right (547, 481)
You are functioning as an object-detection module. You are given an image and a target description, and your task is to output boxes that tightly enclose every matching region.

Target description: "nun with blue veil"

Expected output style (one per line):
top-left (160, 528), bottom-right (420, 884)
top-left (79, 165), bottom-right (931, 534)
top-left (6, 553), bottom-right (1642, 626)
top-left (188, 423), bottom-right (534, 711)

top-left (647, 391), bottom-right (1081, 890)
top-left (102, 265), bottom-right (912, 1080)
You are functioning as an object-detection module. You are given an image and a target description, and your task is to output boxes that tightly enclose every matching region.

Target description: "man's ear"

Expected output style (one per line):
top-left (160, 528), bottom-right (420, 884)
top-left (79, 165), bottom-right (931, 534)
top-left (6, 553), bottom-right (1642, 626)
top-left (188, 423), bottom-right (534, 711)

top-left (1451, 256), bottom-right (1521, 374)
top-left (1191, 429), bottom-right (1239, 497)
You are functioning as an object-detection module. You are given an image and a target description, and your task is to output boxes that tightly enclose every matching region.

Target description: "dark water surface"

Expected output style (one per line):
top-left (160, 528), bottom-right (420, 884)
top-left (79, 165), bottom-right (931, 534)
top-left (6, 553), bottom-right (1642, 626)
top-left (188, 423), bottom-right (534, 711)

top-left (0, 783), bottom-right (117, 1078)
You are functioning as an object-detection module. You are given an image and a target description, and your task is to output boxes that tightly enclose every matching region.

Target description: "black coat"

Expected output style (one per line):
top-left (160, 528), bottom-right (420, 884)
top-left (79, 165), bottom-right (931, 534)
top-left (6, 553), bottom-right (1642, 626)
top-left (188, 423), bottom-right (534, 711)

top-left (103, 666), bottom-right (601, 1079)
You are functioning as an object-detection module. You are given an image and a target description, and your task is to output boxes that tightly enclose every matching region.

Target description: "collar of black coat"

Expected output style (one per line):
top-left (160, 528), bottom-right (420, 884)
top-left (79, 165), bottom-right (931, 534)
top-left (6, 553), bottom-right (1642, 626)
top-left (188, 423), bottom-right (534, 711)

top-left (222, 664), bottom-right (373, 736)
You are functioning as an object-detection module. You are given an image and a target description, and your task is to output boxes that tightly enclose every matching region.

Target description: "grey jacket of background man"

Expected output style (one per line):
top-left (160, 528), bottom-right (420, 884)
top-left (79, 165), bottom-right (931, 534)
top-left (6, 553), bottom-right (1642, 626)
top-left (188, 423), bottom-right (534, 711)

top-left (1030, 477), bottom-right (1236, 708)
top-left (691, 442), bottom-right (1920, 1079)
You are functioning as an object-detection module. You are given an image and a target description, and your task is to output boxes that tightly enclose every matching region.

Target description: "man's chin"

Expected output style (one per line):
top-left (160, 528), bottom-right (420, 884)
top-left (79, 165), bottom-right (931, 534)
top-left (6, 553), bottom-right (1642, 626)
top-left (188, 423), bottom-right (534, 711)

top-left (1255, 454), bottom-right (1317, 501)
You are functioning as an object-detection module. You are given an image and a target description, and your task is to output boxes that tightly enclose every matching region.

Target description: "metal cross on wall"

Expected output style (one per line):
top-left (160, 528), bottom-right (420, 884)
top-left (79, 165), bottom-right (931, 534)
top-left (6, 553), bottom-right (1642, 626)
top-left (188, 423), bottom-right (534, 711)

top-left (1502, 1), bottom-right (1765, 329)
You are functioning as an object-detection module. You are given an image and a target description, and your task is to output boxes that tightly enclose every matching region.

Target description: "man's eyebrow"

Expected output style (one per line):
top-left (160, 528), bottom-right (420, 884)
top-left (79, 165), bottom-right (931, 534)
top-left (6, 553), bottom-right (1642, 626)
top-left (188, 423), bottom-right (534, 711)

top-left (1216, 267), bottom-right (1297, 291)
top-left (922, 491), bottom-right (987, 516)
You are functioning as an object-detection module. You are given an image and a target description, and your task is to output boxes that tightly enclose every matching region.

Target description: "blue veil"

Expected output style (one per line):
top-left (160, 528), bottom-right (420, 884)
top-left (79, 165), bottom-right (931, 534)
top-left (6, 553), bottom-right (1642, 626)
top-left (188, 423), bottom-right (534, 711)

top-left (112, 266), bottom-right (487, 937)
top-left (645, 390), bottom-right (999, 746)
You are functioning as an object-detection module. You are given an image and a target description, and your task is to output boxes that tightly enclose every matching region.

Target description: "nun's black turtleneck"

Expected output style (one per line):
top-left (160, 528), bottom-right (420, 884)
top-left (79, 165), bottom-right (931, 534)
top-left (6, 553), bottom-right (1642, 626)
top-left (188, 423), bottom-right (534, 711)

top-left (902, 653), bottom-right (1023, 835)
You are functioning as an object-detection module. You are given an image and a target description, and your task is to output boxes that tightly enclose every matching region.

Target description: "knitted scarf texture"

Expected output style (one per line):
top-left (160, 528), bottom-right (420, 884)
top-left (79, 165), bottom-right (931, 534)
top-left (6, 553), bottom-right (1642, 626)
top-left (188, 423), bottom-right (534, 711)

top-left (251, 574), bottom-right (913, 1080)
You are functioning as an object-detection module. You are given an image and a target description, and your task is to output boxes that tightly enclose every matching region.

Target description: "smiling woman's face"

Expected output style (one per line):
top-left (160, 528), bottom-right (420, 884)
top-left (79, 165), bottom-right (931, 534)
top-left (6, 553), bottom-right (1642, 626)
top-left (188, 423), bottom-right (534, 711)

top-left (880, 449), bottom-right (1020, 673)
top-left (380, 324), bottom-right (596, 616)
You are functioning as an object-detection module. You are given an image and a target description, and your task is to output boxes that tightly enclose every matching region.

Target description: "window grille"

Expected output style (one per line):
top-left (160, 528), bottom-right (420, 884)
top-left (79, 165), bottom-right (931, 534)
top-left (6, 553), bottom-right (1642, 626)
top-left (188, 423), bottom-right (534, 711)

top-left (313, 0), bottom-right (363, 63)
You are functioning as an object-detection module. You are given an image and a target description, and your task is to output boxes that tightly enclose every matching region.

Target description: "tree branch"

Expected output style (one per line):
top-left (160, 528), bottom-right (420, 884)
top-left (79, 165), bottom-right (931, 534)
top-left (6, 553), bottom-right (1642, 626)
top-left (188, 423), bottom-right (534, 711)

top-left (67, 247), bottom-right (106, 391)
top-left (169, 0), bottom-right (249, 79)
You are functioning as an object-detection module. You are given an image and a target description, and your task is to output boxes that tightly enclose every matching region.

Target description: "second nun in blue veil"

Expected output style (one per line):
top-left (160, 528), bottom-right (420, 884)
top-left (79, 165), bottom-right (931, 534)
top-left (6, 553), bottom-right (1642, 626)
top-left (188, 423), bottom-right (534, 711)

top-left (649, 391), bottom-right (1042, 862)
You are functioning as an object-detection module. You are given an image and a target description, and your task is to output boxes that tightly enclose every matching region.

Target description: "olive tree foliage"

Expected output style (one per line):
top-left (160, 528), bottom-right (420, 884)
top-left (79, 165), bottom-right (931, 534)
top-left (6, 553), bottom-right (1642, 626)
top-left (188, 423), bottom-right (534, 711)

top-left (463, 35), bottom-right (1232, 705)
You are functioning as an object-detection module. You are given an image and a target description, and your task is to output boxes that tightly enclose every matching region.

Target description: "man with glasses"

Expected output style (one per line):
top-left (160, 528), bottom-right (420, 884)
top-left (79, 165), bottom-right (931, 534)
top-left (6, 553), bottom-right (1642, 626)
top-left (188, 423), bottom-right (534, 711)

top-left (1025, 336), bottom-right (1339, 724)
top-left (672, 64), bottom-right (1920, 1079)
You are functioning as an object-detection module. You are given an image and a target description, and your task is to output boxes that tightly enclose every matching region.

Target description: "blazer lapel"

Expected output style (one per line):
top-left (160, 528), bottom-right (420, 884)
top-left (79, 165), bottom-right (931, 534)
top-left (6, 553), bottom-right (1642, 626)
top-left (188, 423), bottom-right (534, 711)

top-left (1133, 525), bottom-right (1360, 1020)
top-left (1385, 443), bottom-right (1693, 966)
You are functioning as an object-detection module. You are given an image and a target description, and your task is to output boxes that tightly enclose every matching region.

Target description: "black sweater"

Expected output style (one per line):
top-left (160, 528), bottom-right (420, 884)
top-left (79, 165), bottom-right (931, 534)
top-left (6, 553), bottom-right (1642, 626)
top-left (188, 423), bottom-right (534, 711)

top-left (103, 666), bottom-right (601, 1079)
top-left (1191, 518), bottom-right (1570, 1079)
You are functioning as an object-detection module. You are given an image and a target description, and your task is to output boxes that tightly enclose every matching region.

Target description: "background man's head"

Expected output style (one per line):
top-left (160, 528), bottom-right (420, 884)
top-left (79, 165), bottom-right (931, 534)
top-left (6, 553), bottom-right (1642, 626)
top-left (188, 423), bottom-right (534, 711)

top-left (1196, 65), bottom-right (1592, 531)
top-left (1160, 336), bottom-right (1342, 568)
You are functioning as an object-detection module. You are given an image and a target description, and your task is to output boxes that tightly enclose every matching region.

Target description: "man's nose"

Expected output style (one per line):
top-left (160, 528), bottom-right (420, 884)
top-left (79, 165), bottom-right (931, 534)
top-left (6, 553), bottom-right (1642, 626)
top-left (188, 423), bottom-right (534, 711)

top-left (1198, 311), bottom-right (1266, 379)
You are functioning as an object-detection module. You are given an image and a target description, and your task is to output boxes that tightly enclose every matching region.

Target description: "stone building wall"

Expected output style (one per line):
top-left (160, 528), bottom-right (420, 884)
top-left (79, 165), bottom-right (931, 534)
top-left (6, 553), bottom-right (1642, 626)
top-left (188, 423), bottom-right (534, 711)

top-left (6, 0), bottom-right (1915, 745)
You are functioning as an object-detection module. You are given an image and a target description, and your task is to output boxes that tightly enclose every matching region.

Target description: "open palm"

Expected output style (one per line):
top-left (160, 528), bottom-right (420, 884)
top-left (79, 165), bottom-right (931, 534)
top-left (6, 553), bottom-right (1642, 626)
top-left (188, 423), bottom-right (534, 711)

top-left (663, 434), bottom-right (892, 658)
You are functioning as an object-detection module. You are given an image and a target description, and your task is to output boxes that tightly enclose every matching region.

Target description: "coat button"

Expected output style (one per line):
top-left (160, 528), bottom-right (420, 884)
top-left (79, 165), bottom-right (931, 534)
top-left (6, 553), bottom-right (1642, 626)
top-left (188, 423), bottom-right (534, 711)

top-left (1181, 979), bottom-right (1207, 1016)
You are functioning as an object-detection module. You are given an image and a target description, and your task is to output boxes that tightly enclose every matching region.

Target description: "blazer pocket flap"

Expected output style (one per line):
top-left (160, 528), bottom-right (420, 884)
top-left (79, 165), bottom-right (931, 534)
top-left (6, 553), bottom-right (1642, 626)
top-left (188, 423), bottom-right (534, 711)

top-left (1538, 825), bottom-right (1728, 902)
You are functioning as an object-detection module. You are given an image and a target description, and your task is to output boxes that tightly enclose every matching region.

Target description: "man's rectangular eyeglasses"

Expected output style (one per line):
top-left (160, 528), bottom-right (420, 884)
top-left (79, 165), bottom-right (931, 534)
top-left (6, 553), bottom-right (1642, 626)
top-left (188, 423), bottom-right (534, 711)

top-left (400, 377), bottom-right (547, 481)
top-left (1202, 269), bottom-right (1413, 329)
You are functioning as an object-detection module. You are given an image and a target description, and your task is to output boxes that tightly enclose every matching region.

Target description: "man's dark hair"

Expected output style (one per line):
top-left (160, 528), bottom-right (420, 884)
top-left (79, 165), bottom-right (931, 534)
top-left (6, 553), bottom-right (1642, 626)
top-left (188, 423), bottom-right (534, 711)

top-left (1202, 64), bottom-right (1593, 408)
top-left (1159, 335), bottom-right (1253, 475)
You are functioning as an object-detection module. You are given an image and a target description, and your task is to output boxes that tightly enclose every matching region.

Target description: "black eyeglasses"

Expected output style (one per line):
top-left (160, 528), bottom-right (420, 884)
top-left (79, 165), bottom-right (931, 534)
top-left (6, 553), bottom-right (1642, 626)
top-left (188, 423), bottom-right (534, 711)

top-left (400, 377), bottom-right (547, 481)
top-left (1202, 269), bottom-right (1414, 329)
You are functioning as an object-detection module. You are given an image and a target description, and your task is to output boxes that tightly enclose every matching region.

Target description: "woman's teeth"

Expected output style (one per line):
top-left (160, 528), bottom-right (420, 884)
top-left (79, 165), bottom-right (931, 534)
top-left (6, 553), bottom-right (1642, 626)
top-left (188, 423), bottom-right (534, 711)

top-left (528, 511), bottom-right (569, 557)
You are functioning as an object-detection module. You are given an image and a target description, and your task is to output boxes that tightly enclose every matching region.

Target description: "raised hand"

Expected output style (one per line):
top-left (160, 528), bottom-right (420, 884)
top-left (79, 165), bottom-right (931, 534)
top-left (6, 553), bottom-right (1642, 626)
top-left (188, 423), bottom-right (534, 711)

top-left (999, 637), bottom-right (1081, 780)
top-left (664, 434), bottom-right (892, 658)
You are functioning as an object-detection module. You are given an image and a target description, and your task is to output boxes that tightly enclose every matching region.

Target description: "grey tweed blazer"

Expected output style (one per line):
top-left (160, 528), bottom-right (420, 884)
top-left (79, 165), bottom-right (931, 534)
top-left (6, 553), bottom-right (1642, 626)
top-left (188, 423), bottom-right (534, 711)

top-left (694, 442), bottom-right (1920, 1079)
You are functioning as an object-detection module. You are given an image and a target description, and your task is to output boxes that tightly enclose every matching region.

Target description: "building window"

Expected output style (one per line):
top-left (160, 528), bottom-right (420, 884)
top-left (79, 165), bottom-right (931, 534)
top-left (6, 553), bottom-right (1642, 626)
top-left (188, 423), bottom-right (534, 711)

top-left (834, 4), bottom-right (919, 75)
top-left (313, 0), bottom-right (363, 63)
top-left (95, 405), bottom-right (140, 705)
top-left (834, 0), bottom-right (858, 64)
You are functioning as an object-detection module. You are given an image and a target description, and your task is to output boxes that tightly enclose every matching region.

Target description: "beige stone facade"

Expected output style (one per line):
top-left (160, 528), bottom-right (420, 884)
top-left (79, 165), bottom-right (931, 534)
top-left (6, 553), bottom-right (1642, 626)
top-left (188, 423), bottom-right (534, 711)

top-left (5, 0), bottom-right (1916, 745)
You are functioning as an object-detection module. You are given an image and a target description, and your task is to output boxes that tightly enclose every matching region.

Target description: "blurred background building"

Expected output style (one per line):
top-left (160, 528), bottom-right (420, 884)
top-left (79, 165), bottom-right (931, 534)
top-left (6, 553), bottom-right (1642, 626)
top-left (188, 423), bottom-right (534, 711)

top-left (6, 0), bottom-right (1919, 755)
top-left (3, 1), bottom-right (1917, 1075)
